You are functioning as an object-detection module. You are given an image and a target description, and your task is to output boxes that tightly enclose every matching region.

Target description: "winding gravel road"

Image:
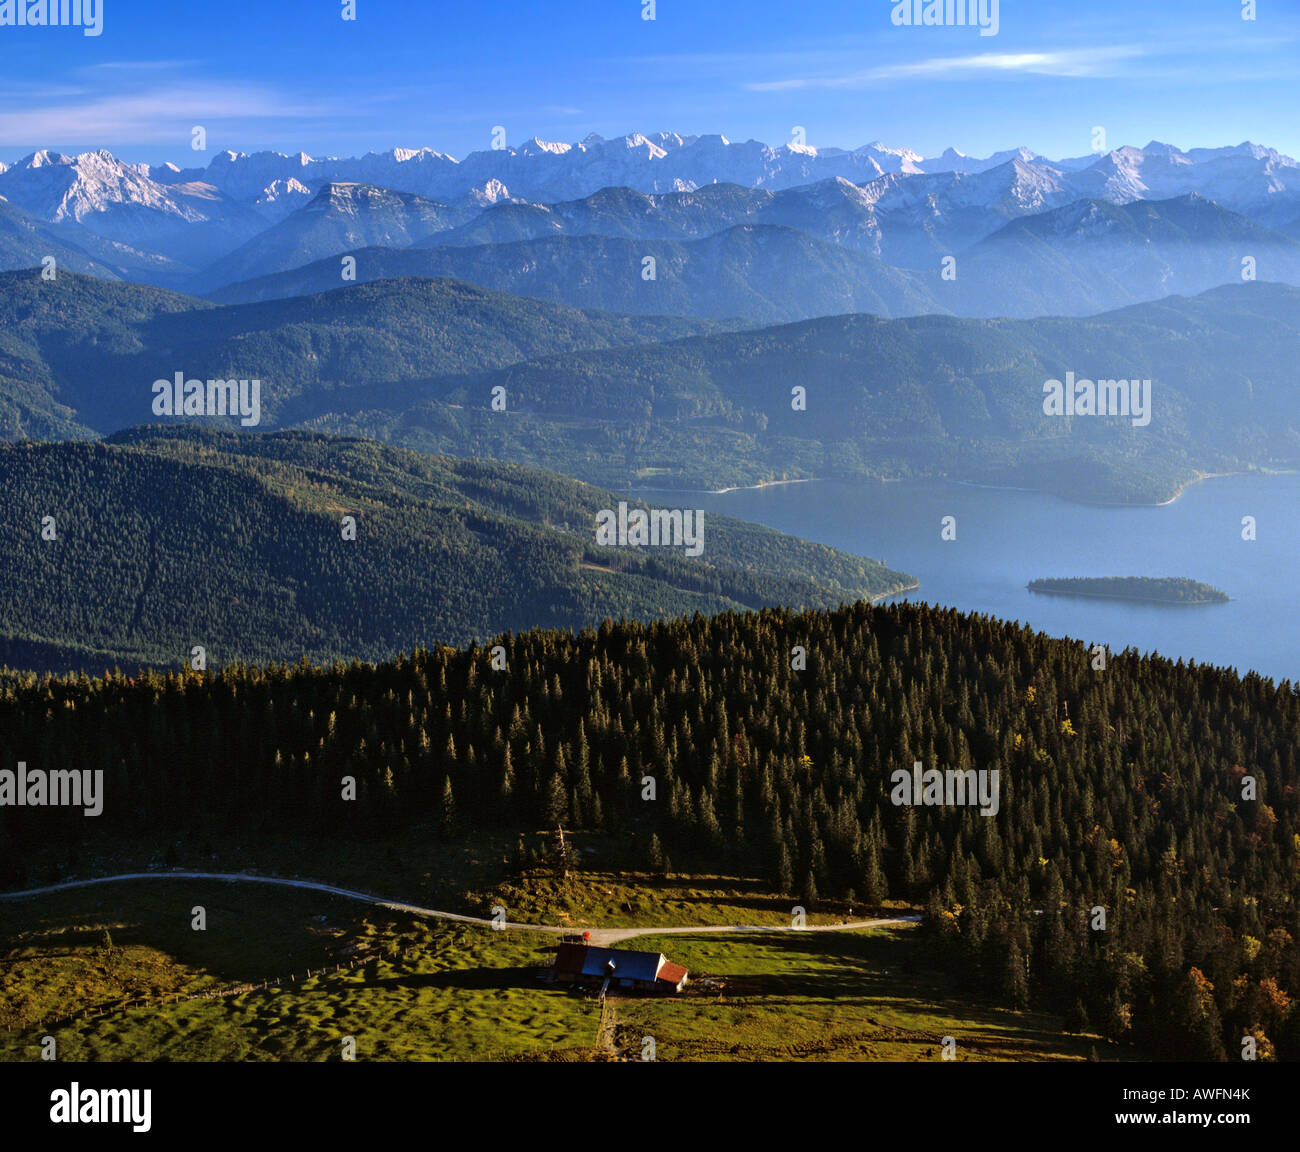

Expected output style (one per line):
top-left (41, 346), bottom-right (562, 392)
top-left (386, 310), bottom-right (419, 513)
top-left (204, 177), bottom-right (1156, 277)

top-left (0, 871), bottom-right (920, 946)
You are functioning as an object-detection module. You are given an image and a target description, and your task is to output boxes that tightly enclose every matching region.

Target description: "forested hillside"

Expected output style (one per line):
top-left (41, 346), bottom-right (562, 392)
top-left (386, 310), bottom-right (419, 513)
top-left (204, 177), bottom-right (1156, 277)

top-left (3, 271), bottom-right (1298, 502)
top-left (0, 428), bottom-right (911, 672)
top-left (381, 281), bottom-right (1297, 502)
top-left (0, 270), bottom-right (728, 437)
top-left (1, 600), bottom-right (1295, 1060)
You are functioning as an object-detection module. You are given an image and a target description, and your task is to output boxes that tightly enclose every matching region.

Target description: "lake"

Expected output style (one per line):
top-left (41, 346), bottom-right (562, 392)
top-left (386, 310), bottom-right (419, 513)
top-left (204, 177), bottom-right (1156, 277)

top-left (686, 473), bottom-right (1298, 686)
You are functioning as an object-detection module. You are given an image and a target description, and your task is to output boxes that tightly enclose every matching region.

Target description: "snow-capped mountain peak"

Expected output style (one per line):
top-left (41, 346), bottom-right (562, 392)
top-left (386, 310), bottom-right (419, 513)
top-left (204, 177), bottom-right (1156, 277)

top-left (1, 134), bottom-right (1295, 254)
top-left (464, 178), bottom-right (513, 206)
top-left (519, 136), bottom-right (572, 156)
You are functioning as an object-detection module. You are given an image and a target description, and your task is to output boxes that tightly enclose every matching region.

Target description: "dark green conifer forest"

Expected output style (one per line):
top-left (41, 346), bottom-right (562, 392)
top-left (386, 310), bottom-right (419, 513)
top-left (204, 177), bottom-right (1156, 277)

top-left (2, 600), bottom-right (1295, 1060)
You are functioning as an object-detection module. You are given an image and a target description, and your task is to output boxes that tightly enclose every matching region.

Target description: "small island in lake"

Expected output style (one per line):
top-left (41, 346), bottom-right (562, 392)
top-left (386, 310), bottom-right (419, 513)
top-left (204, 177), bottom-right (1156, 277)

top-left (1027, 577), bottom-right (1229, 604)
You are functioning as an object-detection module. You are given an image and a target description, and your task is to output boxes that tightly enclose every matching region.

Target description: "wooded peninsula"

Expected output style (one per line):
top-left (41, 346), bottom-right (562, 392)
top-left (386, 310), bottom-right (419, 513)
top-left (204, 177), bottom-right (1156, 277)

top-left (1027, 578), bottom-right (1229, 604)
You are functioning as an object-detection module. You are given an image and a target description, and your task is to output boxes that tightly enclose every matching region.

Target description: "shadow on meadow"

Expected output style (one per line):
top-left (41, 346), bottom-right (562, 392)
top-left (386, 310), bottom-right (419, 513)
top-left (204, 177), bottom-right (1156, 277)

top-left (666, 928), bottom-right (1098, 1054)
top-left (365, 965), bottom-right (539, 992)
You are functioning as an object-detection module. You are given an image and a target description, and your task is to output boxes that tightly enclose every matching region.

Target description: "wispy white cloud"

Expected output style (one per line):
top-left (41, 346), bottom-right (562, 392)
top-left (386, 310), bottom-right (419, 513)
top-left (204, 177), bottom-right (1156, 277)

top-left (746, 45), bottom-right (1149, 91)
top-left (87, 60), bottom-right (197, 71)
top-left (0, 84), bottom-right (337, 146)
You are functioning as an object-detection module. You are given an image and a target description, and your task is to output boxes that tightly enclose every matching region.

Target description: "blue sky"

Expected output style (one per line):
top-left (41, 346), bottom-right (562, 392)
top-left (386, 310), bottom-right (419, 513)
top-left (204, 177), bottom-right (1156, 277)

top-left (0, 0), bottom-right (1296, 165)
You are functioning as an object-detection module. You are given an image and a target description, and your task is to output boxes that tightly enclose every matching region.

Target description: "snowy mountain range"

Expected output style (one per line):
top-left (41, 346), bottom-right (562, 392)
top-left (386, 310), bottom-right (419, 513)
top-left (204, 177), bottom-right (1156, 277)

top-left (3, 134), bottom-right (1296, 225)
top-left (0, 133), bottom-right (1297, 315)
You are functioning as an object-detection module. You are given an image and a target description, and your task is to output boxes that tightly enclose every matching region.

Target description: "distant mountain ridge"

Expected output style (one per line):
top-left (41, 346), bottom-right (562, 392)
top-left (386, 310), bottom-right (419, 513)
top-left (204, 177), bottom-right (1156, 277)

top-left (192, 182), bottom-right (478, 292)
top-left (0, 135), bottom-right (1297, 319)
top-left (138, 134), bottom-right (1300, 210)
top-left (207, 194), bottom-right (1300, 322)
top-left (207, 224), bottom-right (940, 321)
top-left (1, 135), bottom-right (1294, 254)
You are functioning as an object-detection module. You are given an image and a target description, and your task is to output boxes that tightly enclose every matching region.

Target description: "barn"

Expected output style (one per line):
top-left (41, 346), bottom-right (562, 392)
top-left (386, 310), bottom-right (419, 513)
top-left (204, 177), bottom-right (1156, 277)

top-left (552, 943), bottom-right (688, 994)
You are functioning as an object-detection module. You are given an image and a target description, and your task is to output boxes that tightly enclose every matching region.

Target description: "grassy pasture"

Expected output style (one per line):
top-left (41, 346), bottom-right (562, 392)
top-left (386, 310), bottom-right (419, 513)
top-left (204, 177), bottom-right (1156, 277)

top-left (1, 876), bottom-right (1125, 1062)
top-left (0, 880), bottom-right (592, 1061)
top-left (608, 929), bottom-right (1131, 1062)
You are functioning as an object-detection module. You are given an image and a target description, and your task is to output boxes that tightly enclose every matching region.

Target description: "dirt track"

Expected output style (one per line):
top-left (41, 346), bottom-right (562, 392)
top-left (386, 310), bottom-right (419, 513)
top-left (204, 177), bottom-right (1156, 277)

top-left (0, 870), bottom-right (921, 945)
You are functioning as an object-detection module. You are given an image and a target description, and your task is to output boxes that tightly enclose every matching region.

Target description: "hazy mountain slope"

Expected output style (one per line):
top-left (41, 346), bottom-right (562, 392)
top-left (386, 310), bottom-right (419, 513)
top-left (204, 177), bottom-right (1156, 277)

top-left (206, 226), bottom-right (940, 321)
top-left (0, 200), bottom-right (123, 280)
top-left (0, 271), bottom-right (730, 435)
top-left (859, 158), bottom-right (1079, 266)
top-left (195, 182), bottom-right (479, 292)
top-left (0, 271), bottom-right (204, 439)
top-left (5, 269), bottom-right (1296, 503)
top-left (954, 194), bottom-right (1300, 316)
top-left (209, 194), bottom-right (1300, 322)
top-left (327, 282), bottom-right (1300, 502)
top-left (417, 178), bottom-right (885, 254)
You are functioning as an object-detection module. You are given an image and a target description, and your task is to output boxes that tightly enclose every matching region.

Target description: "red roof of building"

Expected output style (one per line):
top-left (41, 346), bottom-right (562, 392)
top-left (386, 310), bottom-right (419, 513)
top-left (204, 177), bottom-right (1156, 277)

top-left (554, 943), bottom-right (688, 988)
top-left (657, 961), bottom-right (688, 985)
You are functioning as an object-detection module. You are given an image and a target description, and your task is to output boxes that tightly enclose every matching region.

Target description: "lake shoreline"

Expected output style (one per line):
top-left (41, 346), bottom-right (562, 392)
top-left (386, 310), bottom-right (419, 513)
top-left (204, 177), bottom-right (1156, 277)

top-left (631, 468), bottom-right (1295, 506)
top-left (1027, 588), bottom-right (1230, 606)
top-left (867, 580), bottom-right (921, 604)
top-left (685, 470), bottom-right (1296, 683)
top-left (625, 477), bottom-right (816, 496)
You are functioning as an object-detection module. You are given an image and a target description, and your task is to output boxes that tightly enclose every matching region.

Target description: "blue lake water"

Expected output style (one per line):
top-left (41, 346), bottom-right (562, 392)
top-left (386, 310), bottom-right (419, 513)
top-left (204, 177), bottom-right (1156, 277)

top-left (688, 473), bottom-right (1298, 685)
